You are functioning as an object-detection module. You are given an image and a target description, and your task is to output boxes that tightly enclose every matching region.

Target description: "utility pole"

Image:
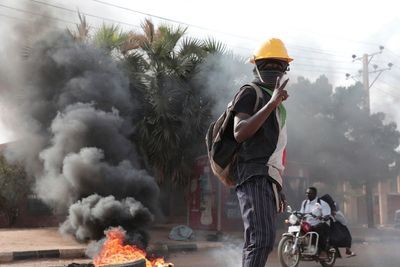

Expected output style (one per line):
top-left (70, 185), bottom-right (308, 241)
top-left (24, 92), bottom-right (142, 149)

top-left (362, 54), bottom-right (370, 114)
top-left (346, 46), bottom-right (393, 228)
top-left (346, 46), bottom-right (393, 113)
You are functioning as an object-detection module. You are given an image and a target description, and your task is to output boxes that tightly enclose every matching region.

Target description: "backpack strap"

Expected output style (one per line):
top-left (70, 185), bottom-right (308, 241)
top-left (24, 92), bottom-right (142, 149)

top-left (302, 200), bottom-right (307, 211)
top-left (248, 83), bottom-right (263, 113)
top-left (236, 83), bottom-right (263, 113)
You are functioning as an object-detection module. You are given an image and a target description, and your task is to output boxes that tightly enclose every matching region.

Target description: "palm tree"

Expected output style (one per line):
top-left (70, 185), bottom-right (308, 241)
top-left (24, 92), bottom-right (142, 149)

top-left (123, 19), bottom-right (226, 185)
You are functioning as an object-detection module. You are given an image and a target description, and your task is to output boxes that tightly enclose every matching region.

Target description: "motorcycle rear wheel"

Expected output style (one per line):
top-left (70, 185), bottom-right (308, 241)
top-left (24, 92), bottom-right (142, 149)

top-left (320, 248), bottom-right (337, 267)
top-left (277, 236), bottom-right (300, 267)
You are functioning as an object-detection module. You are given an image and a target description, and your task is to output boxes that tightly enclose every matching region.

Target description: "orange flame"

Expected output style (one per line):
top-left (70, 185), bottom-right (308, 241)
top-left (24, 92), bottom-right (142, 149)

top-left (93, 227), bottom-right (172, 267)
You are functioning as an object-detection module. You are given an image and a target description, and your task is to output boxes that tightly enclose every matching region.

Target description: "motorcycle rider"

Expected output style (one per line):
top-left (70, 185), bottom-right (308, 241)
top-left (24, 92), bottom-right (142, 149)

top-left (300, 187), bottom-right (331, 258)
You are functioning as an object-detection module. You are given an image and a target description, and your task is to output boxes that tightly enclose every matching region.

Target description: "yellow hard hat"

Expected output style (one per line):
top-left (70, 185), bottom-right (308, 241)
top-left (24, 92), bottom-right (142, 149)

top-left (250, 38), bottom-right (293, 64)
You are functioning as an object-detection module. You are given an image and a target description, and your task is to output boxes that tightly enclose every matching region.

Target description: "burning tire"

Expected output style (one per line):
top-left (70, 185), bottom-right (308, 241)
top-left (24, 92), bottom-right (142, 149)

top-left (277, 236), bottom-right (300, 267)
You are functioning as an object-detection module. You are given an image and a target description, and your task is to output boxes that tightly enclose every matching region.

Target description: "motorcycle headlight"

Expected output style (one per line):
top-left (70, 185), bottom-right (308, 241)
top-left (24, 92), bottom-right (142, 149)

top-left (288, 214), bottom-right (298, 225)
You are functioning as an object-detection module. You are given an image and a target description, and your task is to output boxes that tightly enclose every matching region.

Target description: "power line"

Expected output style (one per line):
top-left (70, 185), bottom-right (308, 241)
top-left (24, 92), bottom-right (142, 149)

top-left (8, 0), bottom-right (385, 64)
top-left (28, 0), bottom-right (361, 60)
top-left (92, 0), bottom-right (382, 54)
top-left (0, 12), bottom-right (33, 23)
top-left (294, 56), bottom-right (353, 64)
top-left (92, 0), bottom-right (249, 38)
top-left (386, 48), bottom-right (400, 60)
top-left (0, 3), bottom-right (359, 75)
top-left (92, 0), bottom-right (356, 59)
top-left (29, 0), bottom-right (139, 29)
top-left (294, 63), bottom-right (356, 71)
top-left (0, 3), bottom-right (78, 26)
top-left (376, 80), bottom-right (400, 95)
top-left (219, 42), bottom-right (352, 60)
top-left (373, 84), bottom-right (400, 99)
top-left (29, 0), bottom-right (353, 59)
top-left (288, 45), bottom-right (350, 58)
top-left (0, 12), bottom-right (67, 33)
top-left (0, 2), bottom-right (100, 30)
top-left (381, 75), bottom-right (400, 85)
top-left (373, 89), bottom-right (400, 100)
top-left (294, 69), bottom-right (347, 75)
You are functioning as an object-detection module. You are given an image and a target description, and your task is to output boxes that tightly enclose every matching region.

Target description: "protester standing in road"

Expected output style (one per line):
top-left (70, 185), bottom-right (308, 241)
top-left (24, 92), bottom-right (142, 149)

top-left (233, 38), bottom-right (292, 267)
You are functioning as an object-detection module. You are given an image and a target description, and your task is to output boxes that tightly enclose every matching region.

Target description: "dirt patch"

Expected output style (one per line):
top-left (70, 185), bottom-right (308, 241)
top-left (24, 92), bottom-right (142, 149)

top-left (0, 228), bottom-right (86, 253)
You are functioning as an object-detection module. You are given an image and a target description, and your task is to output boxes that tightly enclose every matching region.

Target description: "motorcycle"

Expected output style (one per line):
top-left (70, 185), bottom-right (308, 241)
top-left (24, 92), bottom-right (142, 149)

top-left (277, 206), bottom-right (341, 267)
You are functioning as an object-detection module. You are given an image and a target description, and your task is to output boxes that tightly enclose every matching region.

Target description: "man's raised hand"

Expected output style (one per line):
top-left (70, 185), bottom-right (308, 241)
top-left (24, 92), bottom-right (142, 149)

top-left (269, 76), bottom-right (290, 107)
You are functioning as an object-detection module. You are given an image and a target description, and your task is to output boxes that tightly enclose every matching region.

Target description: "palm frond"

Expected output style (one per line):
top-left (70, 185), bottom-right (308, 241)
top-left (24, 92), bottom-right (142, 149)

top-left (93, 24), bottom-right (128, 52)
top-left (153, 24), bottom-right (187, 58)
top-left (121, 32), bottom-right (147, 53)
top-left (178, 37), bottom-right (204, 57)
top-left (141, 18), bottom-right (155, 43)
top-left (202, 37), bottom-right (226, 54)
top-left (68, 12), bottom-right (90, 42)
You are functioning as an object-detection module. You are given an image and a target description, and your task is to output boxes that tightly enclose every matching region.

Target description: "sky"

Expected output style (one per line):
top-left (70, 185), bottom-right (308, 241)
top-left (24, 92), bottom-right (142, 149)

top-left (0, 0), bottom-right (399, 143)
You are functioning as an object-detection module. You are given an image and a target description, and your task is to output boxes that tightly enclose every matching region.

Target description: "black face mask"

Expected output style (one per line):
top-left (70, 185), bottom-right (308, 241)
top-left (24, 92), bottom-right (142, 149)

top-left (255, 68), bottom-right (284, 88)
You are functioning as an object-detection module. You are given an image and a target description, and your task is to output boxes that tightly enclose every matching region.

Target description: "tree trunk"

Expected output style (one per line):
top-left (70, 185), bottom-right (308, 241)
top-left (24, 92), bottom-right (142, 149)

top-left (365, 181), bottom-right (375, 228)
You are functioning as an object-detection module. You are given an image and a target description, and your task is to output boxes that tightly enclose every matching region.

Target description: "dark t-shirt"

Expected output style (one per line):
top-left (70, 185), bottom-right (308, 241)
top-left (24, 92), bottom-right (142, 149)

top-left (232, 83), bottom-right (280, 185)
top-left (232, 87), bottom-right (258, 115)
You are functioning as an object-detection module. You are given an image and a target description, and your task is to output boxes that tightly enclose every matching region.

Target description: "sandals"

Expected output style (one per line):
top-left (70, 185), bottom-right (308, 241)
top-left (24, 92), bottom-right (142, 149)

top-left (346, 251), bottom-right (356, 258)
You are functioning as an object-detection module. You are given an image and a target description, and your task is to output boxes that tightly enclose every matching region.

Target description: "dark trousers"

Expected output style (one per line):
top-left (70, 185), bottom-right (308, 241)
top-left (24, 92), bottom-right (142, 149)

top-left (236, 176), bottom-right (277, 267)
top-left (311, 223), bottom-right (330, 251)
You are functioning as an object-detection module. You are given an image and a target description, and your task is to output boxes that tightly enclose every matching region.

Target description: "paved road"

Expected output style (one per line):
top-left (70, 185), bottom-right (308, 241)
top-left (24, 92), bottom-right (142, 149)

top-left (168, 241), bottom-right (400, 267)
top-left (2, 241), bottom-right (400, 267)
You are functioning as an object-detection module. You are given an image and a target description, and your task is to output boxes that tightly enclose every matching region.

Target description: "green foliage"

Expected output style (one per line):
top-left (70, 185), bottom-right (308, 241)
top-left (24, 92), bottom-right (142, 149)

top-left (0, 155), bottom-right (30, 225)
top-left (93, 24), bottom-right (128, 53)
top-left (287, 78), bottom-right (400, 186)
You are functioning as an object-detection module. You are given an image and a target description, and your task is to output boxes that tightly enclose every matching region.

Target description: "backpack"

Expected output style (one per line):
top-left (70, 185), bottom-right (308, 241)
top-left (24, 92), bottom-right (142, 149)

top-left (205, 83), bottom-right (263, 187)
top-left (302, 194), bottom-right (337, 214)
top-left (320, 194), bottom-right (337, 213)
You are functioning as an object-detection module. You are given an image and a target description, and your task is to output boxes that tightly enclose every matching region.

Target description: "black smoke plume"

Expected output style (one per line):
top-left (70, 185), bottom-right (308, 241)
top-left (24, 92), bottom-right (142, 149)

top-left (0, 7), bottom-right (159, 244)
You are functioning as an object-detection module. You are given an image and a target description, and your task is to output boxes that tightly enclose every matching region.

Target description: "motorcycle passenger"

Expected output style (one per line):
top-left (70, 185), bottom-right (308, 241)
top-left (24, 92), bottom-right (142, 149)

top-left (331, 202), bottom-right (356, 257)
top-left (300, 187), bottom-right (331, 257)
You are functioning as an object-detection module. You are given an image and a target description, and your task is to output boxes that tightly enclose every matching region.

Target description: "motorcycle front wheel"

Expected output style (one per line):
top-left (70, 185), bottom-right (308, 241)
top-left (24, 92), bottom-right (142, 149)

top-left (277, 236), bottom-right (300, 267)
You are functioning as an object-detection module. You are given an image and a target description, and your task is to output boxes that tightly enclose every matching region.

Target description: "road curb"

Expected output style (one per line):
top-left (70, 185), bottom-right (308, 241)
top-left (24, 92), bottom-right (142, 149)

top-left (148, 242), bottom-right (223, 256)
top-left (0, 242), bottom-right (224, 263)
top-left (0, 252), bottom-right (13, 263)
top-left (0, 249), bottom-right (77, 263)
top-left (59, 248), bottom-right (87, 258)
